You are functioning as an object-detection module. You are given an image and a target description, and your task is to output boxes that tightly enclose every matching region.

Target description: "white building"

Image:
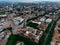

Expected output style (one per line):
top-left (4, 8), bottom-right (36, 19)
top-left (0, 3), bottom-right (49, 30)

top-left (46, 19), bottom-right (52, 23)
top-left (0, 25), bottom-right (5, 32)
top-left (40, 18), bottom-right (46, 22)
top-left (32, 21), bottom-right (41, 25)
top-left (13, 17), bottom-right (24, 25)
top-left (0, 32), bottom-right (5, 40)
top-left (0, 14), bottom-right (7, 17)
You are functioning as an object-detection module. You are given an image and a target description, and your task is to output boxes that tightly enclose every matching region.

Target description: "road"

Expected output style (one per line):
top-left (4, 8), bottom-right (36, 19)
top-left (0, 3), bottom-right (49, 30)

top-left (43, 20), bottom-right (55, 45)
top-left (43, 17), bottom-right (60, 45)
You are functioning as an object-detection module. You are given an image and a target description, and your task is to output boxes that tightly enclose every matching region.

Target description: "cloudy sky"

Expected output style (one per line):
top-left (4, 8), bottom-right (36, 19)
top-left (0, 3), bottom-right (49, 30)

top-left (0, 0), bottom-right (60, 2)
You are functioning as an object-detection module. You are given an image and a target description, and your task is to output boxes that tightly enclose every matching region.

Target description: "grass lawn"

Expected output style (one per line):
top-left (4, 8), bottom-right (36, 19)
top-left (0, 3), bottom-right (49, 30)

top-left (6, 34), bottom-right (38, 45)
top-left (0, 11), bottom-right (5, 15)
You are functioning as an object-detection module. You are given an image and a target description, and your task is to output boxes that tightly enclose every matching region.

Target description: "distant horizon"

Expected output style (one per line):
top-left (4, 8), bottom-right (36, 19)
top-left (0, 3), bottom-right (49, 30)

top-left (0, 0), bottom-right (60, 2)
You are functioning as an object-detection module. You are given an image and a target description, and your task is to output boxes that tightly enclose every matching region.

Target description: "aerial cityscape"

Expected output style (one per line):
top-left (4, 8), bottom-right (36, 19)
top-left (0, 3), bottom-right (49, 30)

top-left (0, 0), bottom-right (60, 45)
